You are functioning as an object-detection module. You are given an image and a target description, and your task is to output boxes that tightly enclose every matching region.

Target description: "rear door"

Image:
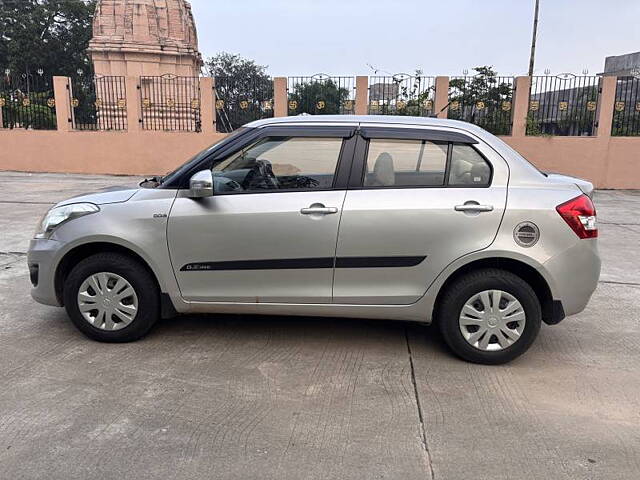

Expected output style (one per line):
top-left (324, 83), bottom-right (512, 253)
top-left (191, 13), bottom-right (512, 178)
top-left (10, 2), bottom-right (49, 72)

top-left (168, 125), bottom-right (356, 304)
top-left (333, 126), bottom-right (508, 305)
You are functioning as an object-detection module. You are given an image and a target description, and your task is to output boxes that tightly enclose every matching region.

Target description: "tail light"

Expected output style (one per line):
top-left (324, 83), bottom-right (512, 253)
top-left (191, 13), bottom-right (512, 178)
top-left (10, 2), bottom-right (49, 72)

top-left (556, 194), bottom-right (597, 239)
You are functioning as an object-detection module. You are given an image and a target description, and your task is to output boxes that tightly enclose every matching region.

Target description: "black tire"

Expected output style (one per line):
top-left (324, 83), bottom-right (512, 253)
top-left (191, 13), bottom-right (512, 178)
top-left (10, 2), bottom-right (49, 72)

top-left (63, 252), bottom-right (159, 342)
top-left (436, 268), bottom-right (541, 365)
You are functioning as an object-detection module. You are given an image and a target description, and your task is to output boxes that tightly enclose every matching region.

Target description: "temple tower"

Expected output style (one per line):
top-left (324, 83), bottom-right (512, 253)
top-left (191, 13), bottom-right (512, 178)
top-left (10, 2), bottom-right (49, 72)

top-left (88, 0), bottom-right (203, 77)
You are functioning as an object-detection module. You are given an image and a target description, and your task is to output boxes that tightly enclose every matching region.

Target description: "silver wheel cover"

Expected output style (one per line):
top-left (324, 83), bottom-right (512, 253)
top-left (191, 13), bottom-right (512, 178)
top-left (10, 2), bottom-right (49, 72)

top-left (77, 272), bottom-right (139, 331)
top-left (459, 289), bottom-right (526, 351)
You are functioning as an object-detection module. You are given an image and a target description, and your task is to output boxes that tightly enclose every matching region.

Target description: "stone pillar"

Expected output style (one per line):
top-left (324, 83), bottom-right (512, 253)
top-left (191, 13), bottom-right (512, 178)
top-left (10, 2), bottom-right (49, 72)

top-left (273, 77), bottom-right (288, 117)
top-left (596, 76), bottom-right (617, 138)
top-left (124, 76), bottom-right (141, 131)
top-left (355, 76), bottom-right (369, 115)
top-left (53, 76), bottom-right (71, 132)
top-left (511, 76), bottom-right (531, 137)
top-left (434, 76), bottom-right (449, 119)
top-left (199, 77), bottom-right (214, 134)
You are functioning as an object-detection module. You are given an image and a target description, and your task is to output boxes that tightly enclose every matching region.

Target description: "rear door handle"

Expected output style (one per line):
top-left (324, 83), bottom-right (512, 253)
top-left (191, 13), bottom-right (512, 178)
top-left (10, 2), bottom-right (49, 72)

top-left (454, 203), bottom-right (494, 213)
top-left (300, 205), bottom-right (338, 215)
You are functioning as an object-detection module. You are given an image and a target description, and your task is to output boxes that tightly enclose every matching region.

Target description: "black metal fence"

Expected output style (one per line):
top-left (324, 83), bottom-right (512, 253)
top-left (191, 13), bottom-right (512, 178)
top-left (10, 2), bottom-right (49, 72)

top-left (139, 75), bottom-right (201, 131)
top-left (287, 75), bottom-right (355, 115)
top-left (527, 74), bottom-right (601, 136)
top-left (368, 75), bottom-right (435, 116)
top-left (214, 76), bottom-right (273, 133)
top-left (69, 75), bottom-right (127, 130)
top-left (0, 70), bottom-right (56, 129)
top-left (447, 75), bottom-right (514, 135)
top-left (612, 76), bottom-right (640, 136)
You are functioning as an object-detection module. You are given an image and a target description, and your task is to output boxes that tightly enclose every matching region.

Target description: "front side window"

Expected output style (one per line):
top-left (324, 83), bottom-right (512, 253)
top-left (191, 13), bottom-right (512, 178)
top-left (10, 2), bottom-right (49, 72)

top-left (212, 136), bottom-right (343, 193)
top-left (364, 139), bottom-right (448, 187)
top-left (448, 144), bottom-right (492, 186)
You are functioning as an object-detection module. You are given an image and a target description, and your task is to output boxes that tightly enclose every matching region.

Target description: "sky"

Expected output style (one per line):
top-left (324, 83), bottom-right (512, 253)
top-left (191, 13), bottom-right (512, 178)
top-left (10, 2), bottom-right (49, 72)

top-left (188, 0), bottom-right (640, 77)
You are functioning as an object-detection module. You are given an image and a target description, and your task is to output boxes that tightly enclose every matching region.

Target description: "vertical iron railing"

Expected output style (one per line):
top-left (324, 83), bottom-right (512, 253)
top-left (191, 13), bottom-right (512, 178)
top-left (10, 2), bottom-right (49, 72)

top-left (527, 74), bottom-right (601, 136)
top-left (0, 70), bottom-right (56, 130)
top-left (69, 75), bottom-right (127, 130)
top-left (139, 75), bottom-right (201, 132)
top-left (368, 75), bottom-right (435, 116)
top-left (611, 76), bottom-right (640, 136)
top-left (214, 76), bottom-right (273, 133)
top-left (447, 75), bottom-right (514, 135)
top-left (287, 75), bottom-right (355, 115)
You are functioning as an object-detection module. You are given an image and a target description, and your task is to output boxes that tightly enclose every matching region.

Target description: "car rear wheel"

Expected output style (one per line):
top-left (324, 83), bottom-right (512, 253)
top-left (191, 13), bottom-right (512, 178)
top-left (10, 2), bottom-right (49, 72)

top-left (63, 253), bottom-right (159, 342)
top-left (437, 268), bottom-right (541, 364)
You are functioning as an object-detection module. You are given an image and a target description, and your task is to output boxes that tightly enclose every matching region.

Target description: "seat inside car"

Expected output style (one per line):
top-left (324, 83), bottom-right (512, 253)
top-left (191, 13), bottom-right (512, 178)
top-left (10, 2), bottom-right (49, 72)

top-left (369, 152), bottom-right (395, 186)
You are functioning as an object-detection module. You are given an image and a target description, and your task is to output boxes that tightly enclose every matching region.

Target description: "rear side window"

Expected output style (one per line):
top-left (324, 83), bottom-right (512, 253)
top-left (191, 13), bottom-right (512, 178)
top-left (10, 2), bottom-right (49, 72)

top-left (364, 139), bottom-right (448, 187)
top-left (448, 144), bottom-right (492, 187)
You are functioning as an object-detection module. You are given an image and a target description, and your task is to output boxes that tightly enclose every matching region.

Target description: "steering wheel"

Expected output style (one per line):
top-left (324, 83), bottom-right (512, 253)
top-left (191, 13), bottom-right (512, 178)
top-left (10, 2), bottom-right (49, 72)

top-left (245, 159), bottom-right (279, 189)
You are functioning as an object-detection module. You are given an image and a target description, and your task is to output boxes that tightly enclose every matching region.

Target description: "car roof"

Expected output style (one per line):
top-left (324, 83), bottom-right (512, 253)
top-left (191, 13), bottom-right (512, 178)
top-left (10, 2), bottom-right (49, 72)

top-left (246, 115), bottom-right (485, 134)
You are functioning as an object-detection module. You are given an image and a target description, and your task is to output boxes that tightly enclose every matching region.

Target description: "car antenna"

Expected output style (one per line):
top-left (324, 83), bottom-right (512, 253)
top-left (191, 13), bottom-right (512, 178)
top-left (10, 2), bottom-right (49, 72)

top-left (429, 101), bottom-right (452, 118)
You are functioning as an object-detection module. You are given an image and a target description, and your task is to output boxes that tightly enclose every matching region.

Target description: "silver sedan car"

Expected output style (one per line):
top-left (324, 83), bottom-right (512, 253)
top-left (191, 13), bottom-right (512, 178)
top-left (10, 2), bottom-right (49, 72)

top-left (28, 116), bottom-right (600, 364)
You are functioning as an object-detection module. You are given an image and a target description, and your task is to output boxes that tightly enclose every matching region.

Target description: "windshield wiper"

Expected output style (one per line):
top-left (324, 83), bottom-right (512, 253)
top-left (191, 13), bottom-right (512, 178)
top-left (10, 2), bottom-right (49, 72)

top-left (139, 175), bottom-right (164, 188)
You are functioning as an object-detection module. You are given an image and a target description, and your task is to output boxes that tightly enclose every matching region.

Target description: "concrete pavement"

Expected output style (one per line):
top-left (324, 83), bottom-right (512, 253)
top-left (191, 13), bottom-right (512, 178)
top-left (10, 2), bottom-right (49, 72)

top-left (0, 171), bottom-right (638, 480)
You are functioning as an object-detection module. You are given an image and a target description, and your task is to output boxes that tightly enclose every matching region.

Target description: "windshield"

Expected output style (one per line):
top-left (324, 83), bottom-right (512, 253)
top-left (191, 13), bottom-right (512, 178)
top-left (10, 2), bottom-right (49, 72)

top-left (158, 127), bottom-right (251, 187)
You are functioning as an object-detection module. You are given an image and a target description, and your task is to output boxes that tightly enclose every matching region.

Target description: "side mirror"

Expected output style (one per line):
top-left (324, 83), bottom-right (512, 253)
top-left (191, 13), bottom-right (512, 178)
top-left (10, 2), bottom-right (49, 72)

top-left (188, 170), bottom-right (214, 198)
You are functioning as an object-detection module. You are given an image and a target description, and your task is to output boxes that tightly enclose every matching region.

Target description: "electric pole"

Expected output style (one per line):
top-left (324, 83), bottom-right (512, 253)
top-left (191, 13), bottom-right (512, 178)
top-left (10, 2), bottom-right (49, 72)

top-left (528, 0), bottom-right (540, 76)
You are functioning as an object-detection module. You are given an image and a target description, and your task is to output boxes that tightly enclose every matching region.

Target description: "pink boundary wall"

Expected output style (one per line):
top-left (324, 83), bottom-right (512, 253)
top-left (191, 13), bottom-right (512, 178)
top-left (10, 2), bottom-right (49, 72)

top-left (0, 75), bottom-right (638, 188)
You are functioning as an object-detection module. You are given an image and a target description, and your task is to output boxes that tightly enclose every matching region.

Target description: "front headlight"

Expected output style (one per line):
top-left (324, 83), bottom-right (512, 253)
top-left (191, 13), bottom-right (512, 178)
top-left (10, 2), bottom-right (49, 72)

top-left (34, 203), bottom-right (100, 239)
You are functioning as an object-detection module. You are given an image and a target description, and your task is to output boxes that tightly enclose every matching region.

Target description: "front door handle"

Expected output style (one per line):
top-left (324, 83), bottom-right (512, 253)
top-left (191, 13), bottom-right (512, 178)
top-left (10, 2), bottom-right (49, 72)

top-left (300, 203), bottom-right (338, 215)
top-left (454, 203), bottom-right (494, 213)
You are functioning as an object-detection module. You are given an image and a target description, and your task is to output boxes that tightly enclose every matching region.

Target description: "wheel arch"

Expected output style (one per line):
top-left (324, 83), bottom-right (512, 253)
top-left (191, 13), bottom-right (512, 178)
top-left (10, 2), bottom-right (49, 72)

top-left (431, 255), bottom-right (560, 326)
top-left (54, 241), bottom-right (164, 308)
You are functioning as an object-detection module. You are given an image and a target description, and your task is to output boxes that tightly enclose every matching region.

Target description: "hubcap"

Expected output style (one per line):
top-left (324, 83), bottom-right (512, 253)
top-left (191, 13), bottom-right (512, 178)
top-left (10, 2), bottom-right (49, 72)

top-left (77, 272), bottom-right (138, 331)
top-left (459, 289), bottom-right (526, 352)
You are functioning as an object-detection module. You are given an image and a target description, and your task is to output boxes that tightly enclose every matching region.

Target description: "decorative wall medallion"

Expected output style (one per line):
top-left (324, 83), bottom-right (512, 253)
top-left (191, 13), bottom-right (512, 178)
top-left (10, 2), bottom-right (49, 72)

top-left (288, 100), bottom-right (298, 110)
top-left (529, 100), bottom-right (540, 111)
top-left (142, 98), bottom-right (151, 108)
top-left (422, 100), bottom-right (433, 109)
top-left (22, 98), bottom-right (31, 107)
top-left (191, 99), bottom-right (200, 109)
top-left (95, 99), bottom-right (103, 108)
top-left (343, 100), bottom-right (354, 110)
top-left (501, 101), bottom-right (512, 111)
top-left (117, 98), bottom-right (126, 109)
top-left (316, 100), bottom-right (326, 110)
top-left (396, 100), bottom-right (407, 109)
top-left (586, 101), bottom-right (597, 111)
top-left (635, 102), bottom-right (640, 112)
top-left (0, 98), bottom-right (5, 107)
top-left (166, 98), bottom-right (175, 108)
top-left (476, 101), bottom-right (485, 110)
top-left (558, 101), bottom-right (568, 111)
top-left (262, 100), bottom-right (272, 110)
top-left (215, 99), bottom-right (224, 109)
top-left (615, 101), bottom-right (625, 112)
top-left (71, 98), bottom-right (79, 108)
top-left (239, 100), bottom-right (249, 109)
top-left (450, 100), bottom-right (460, 111)
top-left (47, 98), bottom-right (55, 108)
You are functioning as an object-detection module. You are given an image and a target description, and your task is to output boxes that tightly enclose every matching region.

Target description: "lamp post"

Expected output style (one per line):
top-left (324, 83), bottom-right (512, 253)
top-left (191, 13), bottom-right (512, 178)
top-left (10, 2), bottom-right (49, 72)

top-left (528, 0), bottom-right (540, 76)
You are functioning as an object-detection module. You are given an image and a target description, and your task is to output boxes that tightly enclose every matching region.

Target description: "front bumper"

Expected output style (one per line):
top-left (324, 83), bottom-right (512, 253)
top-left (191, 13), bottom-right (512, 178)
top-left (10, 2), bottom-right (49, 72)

top-left (27, 238), bottom-right (64, 307)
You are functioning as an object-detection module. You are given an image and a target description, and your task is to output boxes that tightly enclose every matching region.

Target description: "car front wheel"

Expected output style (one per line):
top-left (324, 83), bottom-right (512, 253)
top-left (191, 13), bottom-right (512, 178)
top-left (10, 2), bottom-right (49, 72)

top-left (437, 268), bottom-right (542, 364)
top-left (63, 253), bottom-right (159, 342)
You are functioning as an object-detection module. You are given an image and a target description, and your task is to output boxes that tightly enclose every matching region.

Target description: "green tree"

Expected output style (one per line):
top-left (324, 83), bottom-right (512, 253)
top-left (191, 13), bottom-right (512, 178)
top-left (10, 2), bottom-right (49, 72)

top-left (448, 66), bottom-right (514, 135)
top-left (205, 52), bottom-right (273, 132)
top-left (0, 0), bottom-right (96, 77)
top-left (288, 79), bottom-right (349, 115)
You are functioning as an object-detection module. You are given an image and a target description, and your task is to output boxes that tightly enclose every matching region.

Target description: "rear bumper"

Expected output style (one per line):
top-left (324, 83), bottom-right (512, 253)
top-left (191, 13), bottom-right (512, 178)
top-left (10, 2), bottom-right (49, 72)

top-left (543, 238), bottom-right (600, 318)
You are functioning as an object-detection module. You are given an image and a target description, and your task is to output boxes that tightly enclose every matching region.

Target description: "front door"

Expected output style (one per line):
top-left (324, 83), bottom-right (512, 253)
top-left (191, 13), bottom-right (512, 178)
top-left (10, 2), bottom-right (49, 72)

top-left (168, 130), bottom-right (354, 303)
top-left (333, 129), bottom-right (508, 305)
